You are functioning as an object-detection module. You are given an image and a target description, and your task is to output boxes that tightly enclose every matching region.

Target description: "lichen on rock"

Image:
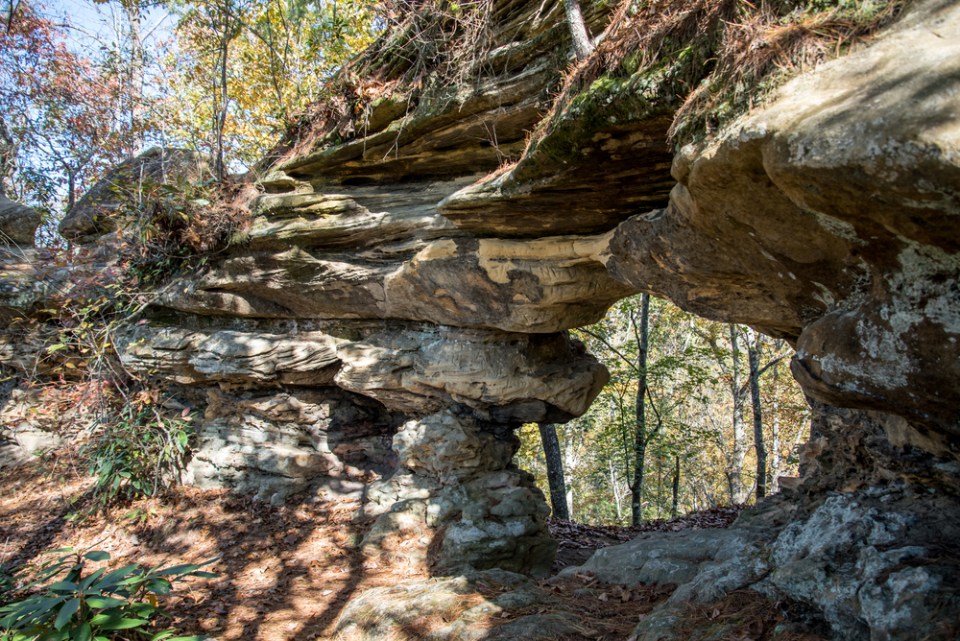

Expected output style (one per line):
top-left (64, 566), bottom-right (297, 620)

top-left (1, 0), bottom-right (959, 637)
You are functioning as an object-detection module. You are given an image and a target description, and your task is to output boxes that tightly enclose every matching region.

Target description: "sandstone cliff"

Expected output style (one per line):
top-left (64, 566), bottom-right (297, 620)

top-left (1, 0), bottom-right (958, 639)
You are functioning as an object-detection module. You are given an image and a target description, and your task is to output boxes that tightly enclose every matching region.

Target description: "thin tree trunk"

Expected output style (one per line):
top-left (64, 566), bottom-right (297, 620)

top-left (630, 293), bottom-right (650, 525)
top-left (562, 0), bottom-right (593, 60)
top-left (216, 33), bottom-right (228, 181)
top-left (562, 428), bottom-right (577, 519)
top-left (212, 0), bottom-right (238, 182)
top-left (655, 454), bottom-right (663, 519)
top-left (633, 440), bottom-right (647, 523)
top-left (609, 457), bottom-right (623, 522)
top-left (748, 329), bottom-right (767, 499)
top-left (728, 325), bottom-right (747, 504)
top-left (67, 167), bottom-right (76, 211)
top-left (121, 0), bottom-right (145, 155)
top-left (771, 359), bottom-right (782, 492)
top-left (671, 454), bottom-right (680, 518)
top-left (0, 116), bottom-right (14, 197)
top-left (538, 423), bottom-right (569, 520)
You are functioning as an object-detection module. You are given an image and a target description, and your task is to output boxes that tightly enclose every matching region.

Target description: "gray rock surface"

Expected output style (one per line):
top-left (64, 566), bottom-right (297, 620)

top-left (184, 388), bottom-right (395, 504)
top-left (0, 427), bottom-right (62, 468)
top-left (565, 527), bottom-right (769, 595)
top-left (59, 147), bottom-right (212, 242)
top-left (361, 410), bottom-right (555, 575)
top-left (758, 487), bottom-right (960, 641)
top-left (0, 0), bottom-right (957, 637)
top-left (564, 484), bottom-right (960, 641)
top-left (0, 249), bottom-right (44, 320)
top-left (606, 0), bottom-right (960, 443)
top-left (0, 196), bottom-right (40, 246)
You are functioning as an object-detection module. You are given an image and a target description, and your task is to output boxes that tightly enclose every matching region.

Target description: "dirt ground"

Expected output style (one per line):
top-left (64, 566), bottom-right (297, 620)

top-left (0, 452), bottom-right (820, 641)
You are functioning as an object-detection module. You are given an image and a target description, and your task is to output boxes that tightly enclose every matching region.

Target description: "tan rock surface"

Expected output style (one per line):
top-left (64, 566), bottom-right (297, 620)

top-left (1, 0), bottom-right (959, 634)
top-left (607, 0), bottom-right (960, 442)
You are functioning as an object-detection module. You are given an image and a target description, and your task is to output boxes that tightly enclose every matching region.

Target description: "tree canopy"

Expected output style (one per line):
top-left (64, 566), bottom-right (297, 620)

top-left (0, 0), bottom-right (379, 225)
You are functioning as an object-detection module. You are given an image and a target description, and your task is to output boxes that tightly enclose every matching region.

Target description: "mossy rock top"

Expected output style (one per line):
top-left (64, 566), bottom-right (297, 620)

top-left (59, 147), bottom-right (213, 243)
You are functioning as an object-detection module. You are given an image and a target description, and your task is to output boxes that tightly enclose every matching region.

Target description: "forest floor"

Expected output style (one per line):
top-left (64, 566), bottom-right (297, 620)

top-left (0, 451), bottom-right (822, 641)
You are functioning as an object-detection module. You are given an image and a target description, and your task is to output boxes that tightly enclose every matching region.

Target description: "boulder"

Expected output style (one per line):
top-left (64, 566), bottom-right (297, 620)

top-left (0, 195), bottom-right (40, 246)
top-left (59, 147), bottom-right (212, 242)
top-left (606, 0), bottom-right (960, 446)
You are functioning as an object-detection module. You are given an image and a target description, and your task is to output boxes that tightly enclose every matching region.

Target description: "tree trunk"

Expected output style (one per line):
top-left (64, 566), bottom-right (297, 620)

top-left (212, 0), bottom-right (240, 182)
top-left (562, 0), bottom-right (594, 61)
top-left (671, 454), bottom-right (680, 518)
top-left (66, 167), bottom-right (76, 211)
top-left (771, 358), bottom-right (782, 492)
top-left (609, 457), bottom-right (623, 522)
top-left (0, 117), bottom-right (14, 197)
top-left (121, 0), bottom-right (145, 155)
top-left (630, 293), bottom-right (651, 525)
top-left (728, 325), bottom-right (748, 504)
top-left (538, 423), bottom-right (569, 520)
top-left (655, 454), bottom-right (664, 519)
top-left (216, 34), bottom-right (228, 181)
top-left (747, 329), bottom-right (767, 499)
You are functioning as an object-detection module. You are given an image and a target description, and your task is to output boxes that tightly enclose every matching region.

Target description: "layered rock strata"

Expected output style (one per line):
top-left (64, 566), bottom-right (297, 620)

top-left (91, 0), bottom-right (628, 573)
top-left (548, 1), bottom-right (959, 638)
top-left (0, 0), bottom-right (958, 637)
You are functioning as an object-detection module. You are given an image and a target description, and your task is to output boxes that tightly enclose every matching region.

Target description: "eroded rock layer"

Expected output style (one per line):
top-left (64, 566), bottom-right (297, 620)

top-left (1, 0), bottom-right (959, 637)
top-left (101, 0), bottom-right (632, 575)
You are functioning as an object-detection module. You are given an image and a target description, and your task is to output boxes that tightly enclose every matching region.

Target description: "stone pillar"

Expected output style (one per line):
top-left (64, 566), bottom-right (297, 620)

top-left (115, 322), bottom-right (606, 576)
top-left (362, 409), bottom-right (556, 575)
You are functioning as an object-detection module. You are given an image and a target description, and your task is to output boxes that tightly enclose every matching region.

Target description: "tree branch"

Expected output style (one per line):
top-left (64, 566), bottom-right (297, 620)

top-left (578, 328), bottom-right (640, 374)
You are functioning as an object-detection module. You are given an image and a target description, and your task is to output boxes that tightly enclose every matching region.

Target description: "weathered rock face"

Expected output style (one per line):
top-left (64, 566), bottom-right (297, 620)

top-left (115, 312), bottom-right (603, 567)
top-left (607, 0), bottom-right (960, 450)
top-left (87, 0), bottom-right (626, 574)
top-left (573, 480), bottom-right (960, 641)
top-left (184, 387), bottom-right (396, 504)
top-left (361, 409), bottom-right (555, 574)
top-left (59, 147), bottom-right (212, 242)
top-left (548, 3), bottom-right (958, 637)
top-left (0, 195), bottom-right (40, 247)
top-left (0, 197), bottom-right (41, 321)
top-left (0, 383), bottom-right (64, 467)
top-left (1, 0), bottom-right (959, 637)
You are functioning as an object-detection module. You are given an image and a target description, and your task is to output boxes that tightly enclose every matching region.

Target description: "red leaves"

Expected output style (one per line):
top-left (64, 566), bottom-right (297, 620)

top-left (0, 2), bottom-right (131, 211)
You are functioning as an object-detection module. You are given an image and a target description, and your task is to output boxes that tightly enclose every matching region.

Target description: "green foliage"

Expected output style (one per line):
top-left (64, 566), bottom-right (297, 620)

top-left (0, 567), bottom-right (14, 599)
top-left (0, 548), bottom-right (215, 641)
top-left (82, 401), bottom-right (194, 509)
top-left (163, 0), bottom-right (380, 170)
top-left (519, 294), bottom-right (810, 525)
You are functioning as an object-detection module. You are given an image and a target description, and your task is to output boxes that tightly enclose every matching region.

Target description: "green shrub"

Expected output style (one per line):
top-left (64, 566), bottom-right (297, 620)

top-left (0, 548), bottom-right (215, 641)
top-left (0, 566), bottom-right (14, 599)
top-left (82, 403), bottom-right (193, 509)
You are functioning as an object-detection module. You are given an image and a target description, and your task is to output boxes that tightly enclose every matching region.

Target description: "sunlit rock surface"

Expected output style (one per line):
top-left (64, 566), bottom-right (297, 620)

top-left (104, 0), bottom-right (626, 575)
top-left (58, 147), bottom-right (212, 242)
top-left (562, 1), bottom-right (960, 639)
top-left (1, 0), bottom-right (959, 637)
top-left (0, 197), bottom-right (41, 321)
top-left (607, 0), bottom-right (960, 446)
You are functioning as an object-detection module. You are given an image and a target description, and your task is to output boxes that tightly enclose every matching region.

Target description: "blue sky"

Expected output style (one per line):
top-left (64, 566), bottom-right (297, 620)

top-left (44, 0), bottom-right (172, 56)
